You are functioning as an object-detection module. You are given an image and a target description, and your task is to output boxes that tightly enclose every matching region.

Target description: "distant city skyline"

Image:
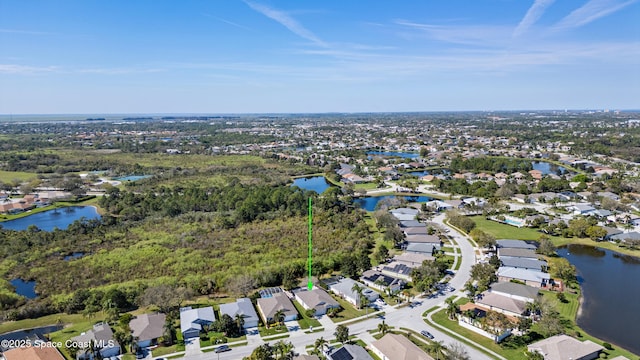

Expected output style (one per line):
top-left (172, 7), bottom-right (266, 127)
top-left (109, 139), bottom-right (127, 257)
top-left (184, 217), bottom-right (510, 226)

top-left (1, 0), bottom-right (638, 114)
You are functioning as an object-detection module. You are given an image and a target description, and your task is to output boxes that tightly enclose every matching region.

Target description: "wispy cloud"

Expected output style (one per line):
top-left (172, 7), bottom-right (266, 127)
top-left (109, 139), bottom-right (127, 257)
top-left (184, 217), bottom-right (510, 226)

top-left (202, 13), bottom-right (252, 31)
top-left (553, 0), bottom-right (638, 30)
top-left (0, 64), bottom-right (58, 74)
top-left (513, 0), bottom-right (556, 37)
top-left (0, 28), bottom-right (56, 35)
top-left (395, 20), bottom-right (509, 47)
top-left (245, 1), bottom-right (327, 47)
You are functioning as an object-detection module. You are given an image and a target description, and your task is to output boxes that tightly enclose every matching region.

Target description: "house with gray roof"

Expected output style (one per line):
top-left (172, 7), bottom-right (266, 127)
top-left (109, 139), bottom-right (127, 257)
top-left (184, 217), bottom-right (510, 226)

top-left (610, 231), bottom-right (640, 243)
top-left (405, 242), bottom-right (440, 256)
top-left (328, 278), bottom-right (378, 308)
top-left (527, 334), bottom-right (604, 360)
top-left (499, 256), bottom-right (547, 272)
top-left (405, 234), bottom-right (440, 244)
top-left (402, 226), bottom-right (428, 235)
top-left (219, 298), bottom-right (260, 329)
top-left (569, 203), bottom-right (596, 215)
top-left (294, 288), bottom-right (340, 316)
top-left (361, 270), bottom-right (405, 293)
top-left (129, 313), bottom-right (166, 348)
top-left (496, 239), bottom-right (537, 250)
top-left (327, 344), bottom-right (374, 360)
top-left (72, 323), bottom-right (120, 360)
top-left (179, 306), bottom-right (216, 339)
top-left (488, 282), bottom-right (539, 303)
top-left (399, 220), bottom-right (422, 228)
top-left (497, 248), bottom-right (539, 259)
top-left (371, 333), bottom-right (433, 360)
top-left (497, 267), bottom-right (550, 288)
top-left (381, 262), bottom-right (413, 281)
top-left (256, 292), bottom-right (298, 325)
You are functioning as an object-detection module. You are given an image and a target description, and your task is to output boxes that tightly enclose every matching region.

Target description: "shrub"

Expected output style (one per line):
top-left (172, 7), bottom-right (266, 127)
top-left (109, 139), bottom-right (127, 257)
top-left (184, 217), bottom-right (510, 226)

top-left (602, 342), bottom-right (613, 350)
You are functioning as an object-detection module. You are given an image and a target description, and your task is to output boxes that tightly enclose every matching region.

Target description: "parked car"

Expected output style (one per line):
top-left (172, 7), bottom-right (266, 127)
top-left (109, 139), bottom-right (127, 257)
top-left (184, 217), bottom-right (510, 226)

top-left (420, 330), bottom-right (434, 339)
top-left (215, 345), bottom-right (231, 353)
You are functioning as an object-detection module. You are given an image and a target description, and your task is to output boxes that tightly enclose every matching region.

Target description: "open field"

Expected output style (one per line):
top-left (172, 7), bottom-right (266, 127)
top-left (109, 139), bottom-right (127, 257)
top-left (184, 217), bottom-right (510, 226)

top-left (0, 170), bottom-right (38, 183)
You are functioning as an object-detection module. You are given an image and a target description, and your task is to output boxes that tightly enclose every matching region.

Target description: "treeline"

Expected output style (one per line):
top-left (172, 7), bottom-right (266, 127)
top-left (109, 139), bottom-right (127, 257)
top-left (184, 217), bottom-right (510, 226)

top-left (449, 156), bottom-right (533, 174)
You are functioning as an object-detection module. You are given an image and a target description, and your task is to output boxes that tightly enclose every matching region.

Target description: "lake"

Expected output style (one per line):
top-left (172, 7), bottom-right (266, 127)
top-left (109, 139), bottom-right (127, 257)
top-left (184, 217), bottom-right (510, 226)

top-left (531, 161), bottom-right (569, 175)
top-left (291, 176), bottom-right (332, 194)
top-left (114, 175), bottom-right (152, 181)
top-left (367, 151), bottom-right (419, 159)
top-left (0, 206), bottom-right (101, 231)
top-left (354, 195), bottom-right (432, 211)
top-left (10, 278), bottom-right (37, 299)
top-left (558, 245), bottom-right (640, 355)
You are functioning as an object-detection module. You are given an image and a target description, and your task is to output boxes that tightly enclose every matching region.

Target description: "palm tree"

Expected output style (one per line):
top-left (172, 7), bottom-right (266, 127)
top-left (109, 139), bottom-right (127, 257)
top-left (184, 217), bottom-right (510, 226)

top-left (445, 298), bottom-right (459, 320)
top-left (313, 336), bottom-right (328, 355)
top-left (360, 294), bottom-right (370, 316)
top-left (235, 313), bottom-right (245, 334)
top-left (426, 340), bottom-right (447, 360)
top-left (273, 309), bottom-right (285, 329)
top-left (351, 283), bottom-right (363, 308)
top-left (377, 320), bottom-right (390, 335)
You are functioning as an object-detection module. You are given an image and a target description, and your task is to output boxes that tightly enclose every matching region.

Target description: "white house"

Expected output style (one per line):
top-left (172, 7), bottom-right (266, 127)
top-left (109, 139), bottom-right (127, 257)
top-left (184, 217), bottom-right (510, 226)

top-left (180, 306), bottom-right (216, 339)
top-left (219, 298), bottom-right (260, 329)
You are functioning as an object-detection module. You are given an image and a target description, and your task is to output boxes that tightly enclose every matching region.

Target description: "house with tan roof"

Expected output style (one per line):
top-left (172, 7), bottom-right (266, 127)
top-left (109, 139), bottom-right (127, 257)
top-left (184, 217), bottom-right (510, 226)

top-left (2, 345), bottom-right (65, 360)
top-left (371, 333), bottom-right (434, 360)
top-left (294, 288), bottom-right (339, 316)
top-left (475, 291), bottom-right (527, 317)
top-left (129, 312), bottom-right (166, 348)
top-left (527, 334), bottom-right (604, 360)
top-left (256, 292), bottom-right (298, 325)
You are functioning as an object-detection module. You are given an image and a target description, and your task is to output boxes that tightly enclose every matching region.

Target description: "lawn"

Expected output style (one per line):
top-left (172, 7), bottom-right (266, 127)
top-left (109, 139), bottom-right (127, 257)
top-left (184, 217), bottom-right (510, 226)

top-left (258, 324), bottom-right (289, 337)
top-left (292, 300), bottom-right (322, 329)
top-left (199, 331), bottom-right (246, 347)
top-left (47, 313), bottom-right (107, 360)
top-left (328, 295), bottom-right (368, 322)
top-left (0, 170), bottom-right (38, 182)
top-left (354, 182), bottom-right (381, 190)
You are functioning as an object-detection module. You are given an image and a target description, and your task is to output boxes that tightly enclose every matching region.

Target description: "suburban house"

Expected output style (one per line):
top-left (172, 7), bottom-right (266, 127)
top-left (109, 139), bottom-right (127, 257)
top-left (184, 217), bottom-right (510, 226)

top-left (569, 203), bottom-right (596, 215)
top-left (497, 248), bottom-right (539, 259)
top-left (71, 323), bottom-right (121, 360)
top-left (402, 226), bottom-right (428, 235)
top-left (457, 303), bottom-right (514, 343)
top-left (475, 291), bottom-right (528, 318)
top-left (497, 267), bottom-right (551, 288)
top-left (392, 252), bottom-right (433, 266)
top-left (527, 334), bottom-right (604, 360)
top-left (499, 256), bottom-right (548, 272)
top-left (405, 234), bottom-right (441, 244)
top-left (327, 344), bottom-right (374, 360)
top-left (129, 313), bottom-right (166, 348)
top-left (294, 288), bottom-right (340, 316)
top-left (256, 292), bottom-right (298, 325)
top-left (399, 220), bottom-right (423, 228)
top-left (496, 239), bottom-right (537, 250)
top-left (328, 278), bottom-right (379, 308)
top-left (381, 262), bottom-right (414, 281)
top-left (179, 306), bottom-right (216, 339)
top-left (609, 232), bottom-right (640, 244)
top-left (370, 333), bottom-right (434, 360)
top-left (406, 242), bottom-right (440, 255)
top-left (390, 207), bottom-right (419, 221)
top-left (219, 298), bottom-right (260, 329)
top-left (488, 282), bottom-right (539, 303)
top-left (361, 270), bottom-right (405, 293)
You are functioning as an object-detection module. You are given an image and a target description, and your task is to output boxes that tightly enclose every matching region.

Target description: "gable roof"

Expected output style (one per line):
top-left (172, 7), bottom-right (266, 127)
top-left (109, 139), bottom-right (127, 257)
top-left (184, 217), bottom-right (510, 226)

top-left (361, 270), bottom-right (406, 288)
top-left (527, 334), bottom-right (604, 360)
top-left (371, 333), bottom-right (433, 360)
top-left (402, 226), bottom-right (428, 235)
top-left (130, 313), bottom-right (166, 342)
top-left (3, 346), bottom-right (65, 360)
top-left (329, 278), bottom-right (378, 301)
top-left (72, 323), bottom-right (119, 350)
top-left (405, 234), bottom-right (440, 244)
top-left (219, 298), bottom-right (259, 325)
top-left (399, 220), bottom-right (423, 228)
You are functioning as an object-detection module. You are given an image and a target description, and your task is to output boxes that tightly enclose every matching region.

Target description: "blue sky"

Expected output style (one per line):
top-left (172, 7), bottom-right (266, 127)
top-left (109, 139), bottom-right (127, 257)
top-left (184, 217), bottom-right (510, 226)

top-left (0, 0), bottom-right (638, 114)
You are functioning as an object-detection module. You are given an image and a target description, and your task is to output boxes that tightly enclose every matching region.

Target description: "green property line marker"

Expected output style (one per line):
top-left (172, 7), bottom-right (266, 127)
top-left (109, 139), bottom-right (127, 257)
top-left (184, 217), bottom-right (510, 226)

top-left (307, 197), bottom-right (313, 290)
